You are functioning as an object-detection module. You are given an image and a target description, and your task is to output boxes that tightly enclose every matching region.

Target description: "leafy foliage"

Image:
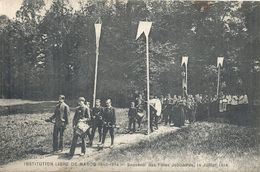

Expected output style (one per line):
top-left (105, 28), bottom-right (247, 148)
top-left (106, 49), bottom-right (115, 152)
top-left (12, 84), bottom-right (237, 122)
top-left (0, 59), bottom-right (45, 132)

top-left (0, 0), bottom-right (259, 106)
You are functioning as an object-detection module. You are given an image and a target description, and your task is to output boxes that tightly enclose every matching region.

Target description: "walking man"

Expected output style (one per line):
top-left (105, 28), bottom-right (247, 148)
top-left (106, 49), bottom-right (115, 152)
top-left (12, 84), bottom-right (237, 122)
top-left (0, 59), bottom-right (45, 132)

top-left (100, 99), bottom-right (116, 149)
top-left (46, 95), bottom-right (70, 153)
top-left (90, 99), bottom-right (104, 146)
top-left (68, 97), bottom-right (91, 156)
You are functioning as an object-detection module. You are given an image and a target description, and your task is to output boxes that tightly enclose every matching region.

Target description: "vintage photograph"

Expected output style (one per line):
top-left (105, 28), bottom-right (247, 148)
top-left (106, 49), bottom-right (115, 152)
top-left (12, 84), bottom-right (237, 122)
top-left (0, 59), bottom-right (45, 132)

top-left (0, 0), bottom-right (259, 171)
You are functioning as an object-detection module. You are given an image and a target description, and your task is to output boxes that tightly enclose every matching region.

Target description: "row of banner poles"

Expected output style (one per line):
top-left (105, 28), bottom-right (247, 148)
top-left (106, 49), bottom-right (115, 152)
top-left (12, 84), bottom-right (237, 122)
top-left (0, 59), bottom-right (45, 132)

top-left (93, 18), bottom-right (102, 108)
top-left (180, 56), bottom-right (224, 98)
top-left (136, 21), bottom-right (152, 135)
top-left (93, 19), bottom-right (153, 134)
top-left (93, 18), bottom-right (224, 134)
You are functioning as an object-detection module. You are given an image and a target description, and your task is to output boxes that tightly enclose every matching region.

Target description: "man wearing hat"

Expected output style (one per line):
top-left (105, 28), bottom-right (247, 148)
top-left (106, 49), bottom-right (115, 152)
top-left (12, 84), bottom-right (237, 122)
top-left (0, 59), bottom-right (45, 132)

top-left (100, 99), bottom-right (116, 148)
top-left (89, 99), bottom-right (104, 146)
top-left (46, 95), bottom-right (70, 153)
top-left (68, 97), bottom-right (91, 156)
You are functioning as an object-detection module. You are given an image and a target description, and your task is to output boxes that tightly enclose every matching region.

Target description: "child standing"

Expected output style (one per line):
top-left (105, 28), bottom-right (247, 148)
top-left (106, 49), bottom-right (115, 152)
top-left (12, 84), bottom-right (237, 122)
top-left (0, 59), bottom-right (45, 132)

top-left (127, 102), bottom-right (137, 133)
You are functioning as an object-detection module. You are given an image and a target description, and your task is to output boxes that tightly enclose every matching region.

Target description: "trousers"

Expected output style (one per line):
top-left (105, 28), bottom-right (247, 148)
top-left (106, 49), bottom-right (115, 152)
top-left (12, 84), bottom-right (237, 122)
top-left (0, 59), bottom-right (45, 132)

top-left (101, 126), bottom-right (114, 145)
top-left (69, 132), bottom-right (86, 155)
top-left (90, 123), bottom-right (103, 143)
top-left (53, 125), bottom-right (66, 151)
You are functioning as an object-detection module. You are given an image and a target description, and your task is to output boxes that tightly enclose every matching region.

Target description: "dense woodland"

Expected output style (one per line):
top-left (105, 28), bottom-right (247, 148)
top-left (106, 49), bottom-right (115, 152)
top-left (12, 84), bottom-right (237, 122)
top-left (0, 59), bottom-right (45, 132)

top-left (0, 0), bottom-right (259, 107)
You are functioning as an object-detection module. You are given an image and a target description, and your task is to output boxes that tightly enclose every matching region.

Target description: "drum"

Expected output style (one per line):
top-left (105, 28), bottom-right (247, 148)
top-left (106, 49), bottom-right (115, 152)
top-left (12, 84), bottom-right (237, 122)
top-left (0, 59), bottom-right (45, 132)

top-left (75, 121), bottom-right (90, 136)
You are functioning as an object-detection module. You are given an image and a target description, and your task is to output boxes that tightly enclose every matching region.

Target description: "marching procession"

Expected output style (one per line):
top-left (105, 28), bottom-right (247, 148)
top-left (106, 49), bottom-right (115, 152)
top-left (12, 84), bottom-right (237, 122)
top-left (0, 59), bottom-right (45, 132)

top-left (45, 96), bottom-right (117, 157)
top-left (45, 91), bottom-right (249, 157)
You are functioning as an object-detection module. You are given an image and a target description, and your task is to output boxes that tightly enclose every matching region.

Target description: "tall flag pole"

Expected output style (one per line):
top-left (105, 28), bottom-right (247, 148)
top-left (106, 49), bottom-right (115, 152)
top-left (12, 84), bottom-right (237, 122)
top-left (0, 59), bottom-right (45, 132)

top-left (181, 56), bottom-right (188, 97)
top-left (93, 18), bottom-right (102, 108)
top-left (136, 21), bottom-right (152, 135)
top-left (217, 57), bottom-right (224, 97)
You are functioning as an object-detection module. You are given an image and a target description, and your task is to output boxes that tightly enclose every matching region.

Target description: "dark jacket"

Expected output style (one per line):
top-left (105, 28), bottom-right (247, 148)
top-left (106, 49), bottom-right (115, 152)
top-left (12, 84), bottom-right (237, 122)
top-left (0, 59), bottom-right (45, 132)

top-left (103, 106), bottom-right (116, 126)
top-left (92, 106), bottom-right (104, 125)
top-left (50, 102), bottom-right (70, 126)
top-left (128, 107), bottom-right (137, 119)
top-left (73, 106), bottom-right (90, 127)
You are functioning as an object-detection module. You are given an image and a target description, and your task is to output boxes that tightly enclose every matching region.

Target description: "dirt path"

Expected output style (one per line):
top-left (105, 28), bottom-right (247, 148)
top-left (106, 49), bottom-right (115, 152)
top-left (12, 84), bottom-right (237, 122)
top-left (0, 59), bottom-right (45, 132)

top-left (0, 126), bottom-right (181, 172)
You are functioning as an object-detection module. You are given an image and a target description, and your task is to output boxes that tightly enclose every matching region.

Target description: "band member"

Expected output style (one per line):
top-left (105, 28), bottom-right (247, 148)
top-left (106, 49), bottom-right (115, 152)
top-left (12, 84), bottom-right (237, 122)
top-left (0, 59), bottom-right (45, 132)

top-left (195, 94), bottom-right (203, 120)
top-left (100, 99), bottom-right (116, 148)
top-left (90, 99), bottom-right (104, 146)
top-left (163, 94), bottom-right (173, 126)
top-left (45, 95), bottom-right (70, 153)
top-left (144, 96), bottom-right (157, 134)
top-left (159, 95), bottom-right (165, 123)
top-left (186, 95), bottom-right (192, 124)
top-left (149, 102), bottom-right (157, 133)
top-left (159, 95), bottom-right (165, 105)
top-left (68, 97), bottom-right (91, 156)
top-left (219, 93), bottom-right (226, 113)
top-left (190, 95), bottom-right (197, 122)
top-left (84, 100), bottom-right (92, 144)
top-left (136, 94), bottom-right (144, 130)
top-left (170, 95), bottom-right (178, 126)
top-left (149, 96), bottom-right (162, 130)
top-left (202, 94), bottom-right (210, 119)
top-left (127, 102), bottom-right (137, 133)
top-left (174, 96), bottom-right (185, 127)
top-left (169, 95), bottom-right (177, 127)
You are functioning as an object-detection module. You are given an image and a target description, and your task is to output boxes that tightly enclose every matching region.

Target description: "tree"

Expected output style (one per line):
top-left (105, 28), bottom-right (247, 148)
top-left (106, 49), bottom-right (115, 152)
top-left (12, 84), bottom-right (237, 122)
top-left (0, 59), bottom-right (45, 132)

top-left (0, 0), bottom-right (259, 109)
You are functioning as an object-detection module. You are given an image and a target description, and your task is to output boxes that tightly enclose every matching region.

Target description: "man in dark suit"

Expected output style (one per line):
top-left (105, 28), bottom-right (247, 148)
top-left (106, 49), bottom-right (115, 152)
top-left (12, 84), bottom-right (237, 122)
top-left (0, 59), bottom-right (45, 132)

top-left (127, 102), bottom-right (137, 133)
top-left (100, 99), bottom-right (116, 148)
top-left (46, 95), bottom-right (70, 153)
top-left (163, 94), bottom-right (173, 126)
top-left (89, 99), bottom-right (104, 146)
top-left (68, 97), bottom-right (91, 156)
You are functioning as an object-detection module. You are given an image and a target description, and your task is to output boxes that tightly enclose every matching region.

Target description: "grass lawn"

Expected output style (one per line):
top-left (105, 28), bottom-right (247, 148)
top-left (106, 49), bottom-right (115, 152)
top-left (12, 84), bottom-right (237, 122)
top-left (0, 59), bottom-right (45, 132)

top-left (0, 102), bottom-right (128, 165)
top-left (1, 101), bottom-right (259, 171)
top-left (97, 121), bottom-right (260, 171)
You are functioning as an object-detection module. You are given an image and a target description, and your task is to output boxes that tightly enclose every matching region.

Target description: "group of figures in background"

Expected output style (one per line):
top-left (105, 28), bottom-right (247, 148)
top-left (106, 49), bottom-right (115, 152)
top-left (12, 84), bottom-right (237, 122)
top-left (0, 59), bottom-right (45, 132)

top-left (45, 95), bottom-right (117, 157)
top-left (126, 92), bottom-right (249, 134)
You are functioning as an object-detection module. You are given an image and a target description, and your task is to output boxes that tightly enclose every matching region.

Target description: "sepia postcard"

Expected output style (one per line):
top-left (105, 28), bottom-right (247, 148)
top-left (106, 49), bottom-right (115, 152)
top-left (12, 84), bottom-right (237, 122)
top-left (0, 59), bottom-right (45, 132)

top-left (0, 0), bottom-right (259, 171)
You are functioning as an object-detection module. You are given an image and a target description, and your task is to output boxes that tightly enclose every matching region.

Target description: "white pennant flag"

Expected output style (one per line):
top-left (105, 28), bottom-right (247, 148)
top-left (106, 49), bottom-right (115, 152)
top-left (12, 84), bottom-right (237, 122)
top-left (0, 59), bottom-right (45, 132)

top-left (181, 56), bottom-right (189, 66)
top-left (94, 23), bottom-right (102, 47)
top-left (136, 21), bottom-right (152, 40)
top-left (217, 57), bottom-right (224, 67)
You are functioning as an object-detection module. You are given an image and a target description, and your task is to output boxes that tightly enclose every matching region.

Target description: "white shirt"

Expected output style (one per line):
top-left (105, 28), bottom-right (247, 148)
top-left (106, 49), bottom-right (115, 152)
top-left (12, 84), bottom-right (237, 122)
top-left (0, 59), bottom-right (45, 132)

top-left (243, 95), bottom-right (249, 104)
top-left (231, 96), bottom-right (238, 105)
top-left (226, 95), bottom-right (232, 104)
top-left (150, 98), bottom-right (162, 117)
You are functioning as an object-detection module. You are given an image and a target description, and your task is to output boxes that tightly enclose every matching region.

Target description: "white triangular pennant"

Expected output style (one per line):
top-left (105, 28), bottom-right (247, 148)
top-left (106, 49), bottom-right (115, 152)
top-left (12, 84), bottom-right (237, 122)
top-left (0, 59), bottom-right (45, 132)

top-left (181, 56), bottom-right (188, 66)
top-left (136, 21), bottom-right (152, 40)
top-left (217, 57), bottom-right (224, 67)
top-left (95, 23), bottom-right (102, 47)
